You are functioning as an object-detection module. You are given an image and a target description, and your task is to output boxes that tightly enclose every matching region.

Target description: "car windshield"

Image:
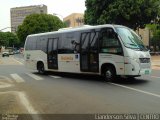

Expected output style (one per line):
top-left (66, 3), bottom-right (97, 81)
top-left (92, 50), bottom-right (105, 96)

top-left (115, 27), bottom-right (148, 51)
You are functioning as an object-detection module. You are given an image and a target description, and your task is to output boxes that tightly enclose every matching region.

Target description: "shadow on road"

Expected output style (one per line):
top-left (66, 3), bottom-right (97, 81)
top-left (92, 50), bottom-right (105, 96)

top-left (35, 71), bottom-right (104, 82)
top-left (112, 77), bottom-right (149, 85)
top-left (33, 71), bottom-right (150, 86)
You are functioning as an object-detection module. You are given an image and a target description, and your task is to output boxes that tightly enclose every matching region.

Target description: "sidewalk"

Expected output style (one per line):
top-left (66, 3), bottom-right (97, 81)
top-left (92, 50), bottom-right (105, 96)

top-left (151, 55), bottom-right (160, 70)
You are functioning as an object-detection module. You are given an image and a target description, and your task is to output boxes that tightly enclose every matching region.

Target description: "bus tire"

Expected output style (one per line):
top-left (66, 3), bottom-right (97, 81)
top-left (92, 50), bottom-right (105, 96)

top-left (103, 66), bottom-right (116, 82)
top-left (37, 62), bottom-right (45, 74)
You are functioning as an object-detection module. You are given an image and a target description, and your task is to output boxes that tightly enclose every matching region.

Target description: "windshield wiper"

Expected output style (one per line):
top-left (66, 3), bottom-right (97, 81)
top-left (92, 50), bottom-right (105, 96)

top-left (128, 43), bottom-right (137, 46)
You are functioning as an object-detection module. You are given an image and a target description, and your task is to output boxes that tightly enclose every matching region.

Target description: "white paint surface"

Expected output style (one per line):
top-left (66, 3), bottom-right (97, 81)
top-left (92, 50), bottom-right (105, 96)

top-left (26, 73), bottom-right (43, 80)
top-left (0, 82), bottom-right (13, 88)
top-left (12, 58), bottom-right (23, 65)
top-left (109, 82), bottom-right (160, 98)
top-left (10, 74), bottom-right (25, 83)
top-left (0, 91), bottom-right (41, 120)
top-left (50, 75), bottom-right (61, 79)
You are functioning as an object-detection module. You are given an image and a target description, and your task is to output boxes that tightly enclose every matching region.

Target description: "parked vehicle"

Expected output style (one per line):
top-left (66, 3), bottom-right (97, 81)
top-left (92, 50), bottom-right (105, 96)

top-left (2, 50), bottom-right (9, 57)
top-left (6, 47), bottom-right (14, 55)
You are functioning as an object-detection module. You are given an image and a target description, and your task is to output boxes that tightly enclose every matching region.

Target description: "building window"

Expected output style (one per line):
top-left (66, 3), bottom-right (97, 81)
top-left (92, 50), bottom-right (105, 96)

top-left (40, 10), bottom-right (44, 13)
top-left (76, 17), bottom-right (84, 26)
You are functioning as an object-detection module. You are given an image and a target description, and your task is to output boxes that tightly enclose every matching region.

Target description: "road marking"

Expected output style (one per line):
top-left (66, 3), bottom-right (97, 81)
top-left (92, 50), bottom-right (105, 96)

top-left (0, 82), bottom-right (13, 88)
top-left (18, 92), bottom-right (42, 120)
top-left (151, 76), bottom-right (160, 79)
top-left (10, 74), bottom-right (25, 83)
top-left (0, 91), bottom-right (41, 120)
top-left (109, 82), bottom-right (160, 98)
top-left (26, 73), bottom-right (43, 81)
top-left (50, 75), bottom-right (61, 79)
top-left (12, 58), bottom-right (23, 65)
top-left (0, 75), bottom-right (13, 83)
top-left (18, 92), bottom-right (38, 113)
top-left (14, 57), bottom-right (25, 62)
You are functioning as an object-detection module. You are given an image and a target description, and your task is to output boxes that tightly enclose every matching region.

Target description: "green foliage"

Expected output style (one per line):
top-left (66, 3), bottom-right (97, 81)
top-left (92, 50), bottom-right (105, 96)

top-left (85, 0), bottom-right (159, 29)
top-left (0, 32), bottom-right (6, 46)
top-left (146, 24), bottom-right (160, 50)
top-left (16, 14), bottom-right (65, 45)
top-left (146, 24), bottom-right (160, 36)
top-left (146, 24), bottom-right (157, 30)
top-left (0, 32), bottom-right (19, 47)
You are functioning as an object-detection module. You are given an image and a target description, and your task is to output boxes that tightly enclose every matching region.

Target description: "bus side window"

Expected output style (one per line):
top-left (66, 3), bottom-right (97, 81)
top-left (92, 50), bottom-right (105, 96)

top-left (36, 38), bottom-right (47, 53)
top-left (81, 33), bottom-right (90, 51)
top-left (25, 37), bottom-right (37, 50)
top-left (100, 28), bottom-right (123, 55)
top-left (71, 40), bottom-right (80, 53)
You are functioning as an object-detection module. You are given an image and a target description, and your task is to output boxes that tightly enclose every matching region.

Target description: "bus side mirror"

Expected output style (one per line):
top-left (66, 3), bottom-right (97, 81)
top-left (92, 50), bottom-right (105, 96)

top-left (71, 39), bottom-right (76, 44)
top-left (71, 40), bottom-right (80, 52)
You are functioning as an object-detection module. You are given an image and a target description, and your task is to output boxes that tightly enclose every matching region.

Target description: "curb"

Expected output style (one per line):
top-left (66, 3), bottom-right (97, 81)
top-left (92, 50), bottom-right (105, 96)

top-left (152, 66), bottom-right (160, 70)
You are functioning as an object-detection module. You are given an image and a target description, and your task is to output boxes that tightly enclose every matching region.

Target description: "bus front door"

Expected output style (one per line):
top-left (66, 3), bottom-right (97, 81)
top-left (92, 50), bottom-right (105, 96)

top-left (80, 31), bottom-right (99, 72)
top-left (47, 38), bottom-right (58, 69)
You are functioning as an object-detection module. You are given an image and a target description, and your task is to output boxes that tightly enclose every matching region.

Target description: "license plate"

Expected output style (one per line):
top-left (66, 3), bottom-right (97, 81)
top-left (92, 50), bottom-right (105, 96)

top-left (145, 70), bottom-right (150, 75)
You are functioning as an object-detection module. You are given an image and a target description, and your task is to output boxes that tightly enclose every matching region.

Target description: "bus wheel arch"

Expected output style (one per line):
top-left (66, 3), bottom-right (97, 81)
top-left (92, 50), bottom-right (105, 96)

top-left (37, 61), bottom-right (45, 74)
top-left (101, 63), bottom-right (117, 82)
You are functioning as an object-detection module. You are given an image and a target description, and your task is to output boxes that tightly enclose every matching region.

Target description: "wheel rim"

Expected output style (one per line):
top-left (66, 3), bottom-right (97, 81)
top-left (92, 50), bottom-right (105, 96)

top-left (105, 69), bottom-right (112, 80)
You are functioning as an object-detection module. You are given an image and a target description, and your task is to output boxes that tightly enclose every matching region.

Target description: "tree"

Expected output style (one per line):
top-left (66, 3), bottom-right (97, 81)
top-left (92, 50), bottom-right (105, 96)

top-left (17, 14), bottom-right (65, 45)
top-left (84, 0), bottom-right (159, 30)
top-left (0, 32), bottom-right (19, 47)
top-left (146, 24), bottom-right (160, 51)
top-left (0, 32), bottom-right (7, 46)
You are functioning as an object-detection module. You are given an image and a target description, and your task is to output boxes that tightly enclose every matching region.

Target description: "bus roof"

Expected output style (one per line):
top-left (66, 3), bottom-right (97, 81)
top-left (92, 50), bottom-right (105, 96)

top-left (27, 24), bottom-right (125, 38)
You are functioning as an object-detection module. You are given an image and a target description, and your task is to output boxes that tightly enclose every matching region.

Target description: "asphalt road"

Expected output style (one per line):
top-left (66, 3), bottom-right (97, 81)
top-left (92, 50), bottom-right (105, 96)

top-left (0, 54), bottom-right (160, 120)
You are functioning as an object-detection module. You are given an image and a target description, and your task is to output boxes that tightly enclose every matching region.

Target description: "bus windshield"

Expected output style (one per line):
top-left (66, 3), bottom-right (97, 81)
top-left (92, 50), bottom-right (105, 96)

top-left (115, 27), bottom-right (148, 51)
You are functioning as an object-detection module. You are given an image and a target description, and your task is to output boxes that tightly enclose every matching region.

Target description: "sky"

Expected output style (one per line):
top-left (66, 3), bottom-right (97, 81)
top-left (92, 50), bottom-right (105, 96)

top-left (0, 0), bottom-right (86, 31)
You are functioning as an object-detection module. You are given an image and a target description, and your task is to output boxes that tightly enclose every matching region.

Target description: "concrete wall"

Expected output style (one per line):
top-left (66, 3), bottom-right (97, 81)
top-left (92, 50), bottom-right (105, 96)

top-left (64, 13), bottom-right (84, 27)
top-left (10, 5), bottom-right (47, 33)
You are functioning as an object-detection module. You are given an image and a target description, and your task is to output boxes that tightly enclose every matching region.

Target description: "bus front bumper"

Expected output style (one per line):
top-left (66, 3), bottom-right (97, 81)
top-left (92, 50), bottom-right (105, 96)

top-left (139, 69), bottom-right (152, 75)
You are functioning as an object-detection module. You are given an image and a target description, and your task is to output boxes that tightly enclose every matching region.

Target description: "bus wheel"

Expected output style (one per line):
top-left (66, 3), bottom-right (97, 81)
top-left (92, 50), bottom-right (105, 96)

top-left (37, 62), bottom-right (45, 74)
top-left (104, 66), bottom-right (116, 82)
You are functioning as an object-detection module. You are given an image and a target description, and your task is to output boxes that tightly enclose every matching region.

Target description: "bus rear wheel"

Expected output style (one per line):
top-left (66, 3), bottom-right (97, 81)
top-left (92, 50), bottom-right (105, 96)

top-left (37, 62), bottom-right (45, 74)
top-left (104, 66), bottom-right (116, 82)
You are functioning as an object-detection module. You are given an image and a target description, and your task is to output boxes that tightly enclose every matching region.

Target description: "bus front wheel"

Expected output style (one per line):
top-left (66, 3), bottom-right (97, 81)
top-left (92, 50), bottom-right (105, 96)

top-left (103, 66), bottom-right (116, 82)
top-left (37, 62), bottom-right (45, 74)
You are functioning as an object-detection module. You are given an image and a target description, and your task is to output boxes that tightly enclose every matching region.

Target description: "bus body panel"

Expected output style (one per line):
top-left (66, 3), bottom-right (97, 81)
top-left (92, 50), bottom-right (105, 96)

top-left (58, 54), bottom-right (81, 73)
top-left (123, 48), bottom-right (151, 76)
top-left (24, 50), bottom-right (48, 71)
top-left (99, 54), bottom-right (125, 75)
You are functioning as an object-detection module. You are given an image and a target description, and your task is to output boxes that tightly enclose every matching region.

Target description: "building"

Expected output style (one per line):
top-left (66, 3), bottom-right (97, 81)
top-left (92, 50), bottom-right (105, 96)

top-left (10, 4), bottom-right (47, 33)
top-left (64, 13), bottom-right (84, 27)
top-left (137, 28), bottom-right (150, 47)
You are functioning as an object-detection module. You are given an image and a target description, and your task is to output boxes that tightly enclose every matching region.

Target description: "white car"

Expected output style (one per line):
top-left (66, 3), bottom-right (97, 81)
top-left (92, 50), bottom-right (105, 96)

top-left (2, 51), bottom-right (9, 57)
